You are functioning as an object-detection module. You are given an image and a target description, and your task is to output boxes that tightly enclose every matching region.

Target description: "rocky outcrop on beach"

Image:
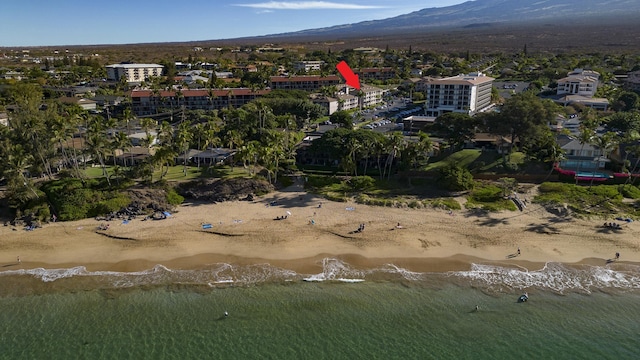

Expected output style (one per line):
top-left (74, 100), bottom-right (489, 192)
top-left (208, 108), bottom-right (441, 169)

top-left (177, 178), bottom-right (274, 203)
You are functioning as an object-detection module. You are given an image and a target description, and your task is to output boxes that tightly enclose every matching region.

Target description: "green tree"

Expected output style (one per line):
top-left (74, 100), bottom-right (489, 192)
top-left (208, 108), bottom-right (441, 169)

top-left (433, 112), bottom-right (477, 152)
top-left (438, 164), bottom-right (474, 191)
top-left (176, 121), bottom-right (192, 176)
top-left (330, 110), bottom-right (353, 129)
top-left (85, 117), bottom-right (111, 186)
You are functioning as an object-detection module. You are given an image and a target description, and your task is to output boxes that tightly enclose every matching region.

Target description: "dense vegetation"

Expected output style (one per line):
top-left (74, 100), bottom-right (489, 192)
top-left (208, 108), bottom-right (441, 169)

top-left (2, 44), bottom-right (640, 222)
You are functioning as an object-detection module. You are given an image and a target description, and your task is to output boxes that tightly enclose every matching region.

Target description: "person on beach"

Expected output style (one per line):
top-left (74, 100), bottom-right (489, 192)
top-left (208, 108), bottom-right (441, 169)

top-left (17, 256), bottom-right (21, 263)
top-left (615, 252), bottom-right (620, 259)
top-left (517, 247), bottom-right (521, 256)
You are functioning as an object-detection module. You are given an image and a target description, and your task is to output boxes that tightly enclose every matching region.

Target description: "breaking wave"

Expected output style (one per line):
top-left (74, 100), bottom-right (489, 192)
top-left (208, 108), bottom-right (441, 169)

top-left (1, 259), bottom-right (639, 293)
top-left (452, 262), bottom-right (640, 293)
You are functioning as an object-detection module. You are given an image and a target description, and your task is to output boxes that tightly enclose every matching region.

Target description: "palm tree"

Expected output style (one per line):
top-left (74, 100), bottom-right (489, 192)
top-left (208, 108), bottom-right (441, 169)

top-left (590, 132), bottom-right (618, 187)
top-left (344, 137), bottom-right (361, 176)
top-left (4, 143), bottom-right (40, 202)
top-left (50, 112), bottom-right (76, 175)
top-left (384, 132), bottom-right (406, 180)
top-left (85, 117), bottom-right (111, 186)
top-left (225, 129), bottom-right (244, 170)
top-left (575, 123), bottom-right (595, 181)
top-left (111, 132), bottom-right (132, 167)
top-left (150, 145), bottom-right (175, 181)
top-left (176, 121), bottom-right (192, 176)
top-left (625, 144), bottom-right (640, 185)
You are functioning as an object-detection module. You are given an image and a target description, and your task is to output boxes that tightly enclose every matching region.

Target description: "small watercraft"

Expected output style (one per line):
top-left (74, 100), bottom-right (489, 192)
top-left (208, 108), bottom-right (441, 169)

top-left (518, 292), bottom-right (529, 303)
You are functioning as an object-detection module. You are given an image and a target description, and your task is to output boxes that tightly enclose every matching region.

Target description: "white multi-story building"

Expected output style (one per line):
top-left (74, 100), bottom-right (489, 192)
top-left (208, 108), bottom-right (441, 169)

top-left (106, 63), bottom-right (164, 83)
top-left (311, 84), bottom-right (385, 115)
top-left (424, 72), bottom-right (494, 117)
top-left (556, 69), bottom-right (599, 97)
top-left (293, 61), bottom-right (325, 73)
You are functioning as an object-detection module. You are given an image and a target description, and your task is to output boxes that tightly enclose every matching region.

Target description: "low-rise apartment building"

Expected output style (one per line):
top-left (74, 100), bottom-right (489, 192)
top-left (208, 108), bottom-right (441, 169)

top-left (270, 75), bottom-right (341, 92)
top-left (293, 61), bottom-right (325, 72)
top-left (556, 68), bottom-right (599, 97)
top-left (356, 67), bottom-right (396, 82)
top-left (311, 84), bottom-right (385, 115)
top-left (424, 72), bottom-right (494, 117)
top-left (130, 88), bottom-right (270, 116)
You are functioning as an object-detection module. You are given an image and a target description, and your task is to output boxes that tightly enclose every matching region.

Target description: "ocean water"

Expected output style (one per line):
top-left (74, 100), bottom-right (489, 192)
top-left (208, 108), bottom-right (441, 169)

top-left (1, 259), bottom-right (640, 359)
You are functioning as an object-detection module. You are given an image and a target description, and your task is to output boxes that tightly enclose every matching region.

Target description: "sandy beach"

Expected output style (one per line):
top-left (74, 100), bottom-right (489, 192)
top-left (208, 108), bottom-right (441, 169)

top-left (2, 184), bottom-right (639, 273)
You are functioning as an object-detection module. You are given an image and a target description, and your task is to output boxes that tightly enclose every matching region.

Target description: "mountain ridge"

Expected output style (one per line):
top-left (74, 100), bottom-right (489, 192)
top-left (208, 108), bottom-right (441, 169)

top-left (262, 0), bottom-right (640, 38)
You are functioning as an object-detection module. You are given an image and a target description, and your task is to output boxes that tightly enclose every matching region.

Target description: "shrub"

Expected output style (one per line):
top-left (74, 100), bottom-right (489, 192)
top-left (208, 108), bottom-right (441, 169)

top-left (620, 184), bottom-right (640, 199)
top-left (438, 165), bottom-right (475, 191)
top-left (278, 176), bottom-right (294, 188)
top-left (348, 176), bottom-right (375, 191)
top-left (166, 188), bottom-right (185, 206)
top-left (470, 185), bottom-right (503, 202)
top-left (430, 198), bottom-right (462, 210)
top-left (90, 194), bottom-right (132, 217)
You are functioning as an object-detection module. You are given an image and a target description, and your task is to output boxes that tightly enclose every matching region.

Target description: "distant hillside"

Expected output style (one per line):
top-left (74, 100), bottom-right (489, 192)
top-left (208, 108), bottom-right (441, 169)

top-left (273, 0), bottom-right (640, 38)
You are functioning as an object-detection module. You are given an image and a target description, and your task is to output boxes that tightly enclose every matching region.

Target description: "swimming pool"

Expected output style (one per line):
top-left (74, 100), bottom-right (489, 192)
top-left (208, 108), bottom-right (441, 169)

top-left (575, 171), bottom-right (611, 179)
top-left (560, 160), bottom-right (598, 170)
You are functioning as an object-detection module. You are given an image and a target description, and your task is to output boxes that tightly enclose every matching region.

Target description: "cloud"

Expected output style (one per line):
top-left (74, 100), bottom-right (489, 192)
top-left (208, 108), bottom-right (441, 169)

top-left (234, 1), bottom-right (386, 10)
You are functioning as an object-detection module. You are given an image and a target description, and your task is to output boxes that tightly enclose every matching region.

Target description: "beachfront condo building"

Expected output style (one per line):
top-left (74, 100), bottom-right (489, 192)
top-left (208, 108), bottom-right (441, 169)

top-left (424, 72), bottom-right (494, 117)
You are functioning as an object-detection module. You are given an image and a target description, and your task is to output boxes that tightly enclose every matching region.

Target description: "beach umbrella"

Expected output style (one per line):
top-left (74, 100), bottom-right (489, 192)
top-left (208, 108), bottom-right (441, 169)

top-left (286, 211), bottom-right (291, 216)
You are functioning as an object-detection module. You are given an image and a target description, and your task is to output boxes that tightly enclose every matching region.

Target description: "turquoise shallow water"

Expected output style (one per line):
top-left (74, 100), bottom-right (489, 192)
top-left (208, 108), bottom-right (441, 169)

top-left (1, 260), bottom-right (640, 359)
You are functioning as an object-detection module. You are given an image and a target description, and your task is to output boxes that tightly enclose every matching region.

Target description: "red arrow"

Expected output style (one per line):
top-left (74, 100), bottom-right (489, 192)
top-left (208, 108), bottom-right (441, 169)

top-left (336, 60), bottom-right (360, 90)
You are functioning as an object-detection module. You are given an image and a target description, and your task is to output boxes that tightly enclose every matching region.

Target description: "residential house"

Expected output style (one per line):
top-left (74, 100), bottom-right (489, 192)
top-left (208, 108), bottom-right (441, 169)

top-left (175, 148), bottom-right (236, 166)
top-left (402, 116), bottom-right (436, 134)
top-left (59, 97), bottom-right (97, 111)
top-left (128, 131), bottom-right (159, 147)
top-left (556, 134), bottom-right (606, 171)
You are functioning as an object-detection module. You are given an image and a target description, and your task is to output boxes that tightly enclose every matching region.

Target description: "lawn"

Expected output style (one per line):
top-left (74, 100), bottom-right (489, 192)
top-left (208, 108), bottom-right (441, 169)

top-left (83, 165), bottom-right (251, 182)
top-left (423, 149), bottom-right (526, 173)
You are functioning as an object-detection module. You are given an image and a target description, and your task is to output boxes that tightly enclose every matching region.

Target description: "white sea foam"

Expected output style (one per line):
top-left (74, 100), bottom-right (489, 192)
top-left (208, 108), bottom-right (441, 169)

top-left (3, 259), bottom-right (638, 292)
top-left (337, 278), bottom-right (365, 283)
top-left (452, 262), bottom-right (640, 293)
top-left (303, 258), bottom-right (368, 282)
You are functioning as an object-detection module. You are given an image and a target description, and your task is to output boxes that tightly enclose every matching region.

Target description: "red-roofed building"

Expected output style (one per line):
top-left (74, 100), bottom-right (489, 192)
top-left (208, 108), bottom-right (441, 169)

top-left (270, 75), bottom-right (340, 91)
top-left (130, 88), bottom-right (271, 116)
top-left (356, 68), bottom-right (396, 82)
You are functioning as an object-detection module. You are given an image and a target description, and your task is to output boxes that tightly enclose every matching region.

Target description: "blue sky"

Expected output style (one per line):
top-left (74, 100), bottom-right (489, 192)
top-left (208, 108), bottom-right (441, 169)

top-left (1, 0), bottom-right (466, 47)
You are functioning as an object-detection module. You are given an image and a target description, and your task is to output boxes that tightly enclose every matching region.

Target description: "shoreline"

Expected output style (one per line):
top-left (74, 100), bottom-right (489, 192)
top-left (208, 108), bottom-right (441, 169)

top-left (6, 253), bottom-right (639, 275)
top-left (2, 185), bottom-right (639, 275)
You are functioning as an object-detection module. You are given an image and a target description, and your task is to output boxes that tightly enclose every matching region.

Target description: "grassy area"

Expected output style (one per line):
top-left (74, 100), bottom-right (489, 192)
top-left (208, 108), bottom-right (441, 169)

top-left (534, 182), bottom-right (640, 218)
top-left (423, 149), bottom-right (484, 172)
top-left (423, 149), bottom-right (526, 173)
top-left (465, 184), bottom-right (518, 212)
top-left (304, 174), bottom-right (464, 210)
top-left (83, 165), bottom-right (251, 182)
